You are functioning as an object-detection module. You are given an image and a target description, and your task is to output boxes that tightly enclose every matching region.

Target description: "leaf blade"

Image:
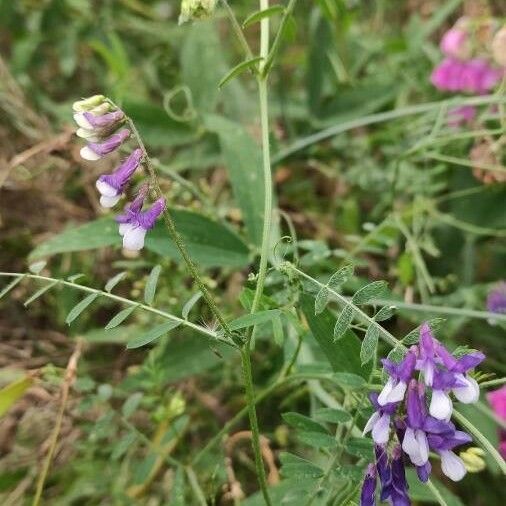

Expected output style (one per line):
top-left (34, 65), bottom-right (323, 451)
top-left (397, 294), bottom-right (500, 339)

top-left (144, 265), bottom-right (162, 305)
top-left (66, 293), bottom-right (99, 325)
top-left (126, 321), bottom-right (181, 349)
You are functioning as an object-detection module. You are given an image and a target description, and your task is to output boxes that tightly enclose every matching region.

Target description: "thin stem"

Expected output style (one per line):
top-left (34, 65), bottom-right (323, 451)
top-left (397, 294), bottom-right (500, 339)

top-left (241, 348), bottom-right (272, 506)
top-left (287, 264), bottom-right (405, 350)
top-left (220, 0), bottom-right (254, 60)
top-left (0, 272), bottom-right (232, 346)
top-left (425, 479), bottom-right (449, 506)
top-left (32, 340), bottom-right (83, 506)
top-left (125, 117), bottom-right (235, 341)
top-left (272, 94), bottom-right (506, 163)
top-left (452, 408), bottom-right (506, 474)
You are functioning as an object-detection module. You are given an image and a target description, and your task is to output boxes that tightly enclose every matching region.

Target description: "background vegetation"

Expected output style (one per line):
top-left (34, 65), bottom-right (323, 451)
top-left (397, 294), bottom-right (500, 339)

top-left (0, 0), bottom-right (505, 504)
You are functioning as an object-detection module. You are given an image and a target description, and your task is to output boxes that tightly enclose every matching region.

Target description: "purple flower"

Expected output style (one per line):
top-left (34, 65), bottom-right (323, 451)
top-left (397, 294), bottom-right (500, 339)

top-left (117, 196), bottom-right (165, 251)
top-left (487, 282), bottom-right (506, 314)
top-left (435, 343), bottom-right (484, 404)
top-left (363, 393), bottom-right (399, 445)
top-left (427, 426), bottom-right (472, 481)
top-left (95, 149), bottom-right (143, 208)
top-left (80, 128), bottom-right (130, 161)
top-left (360, 464), bottom-right (376, 506)
top-left (375, 445), bottom-right (392, 501)
top-left (74, 110), bottom-right (124, 130)
top-left (428, 369), bottom-right (462, 420)
top-left (402, 380), bottom-right (430, 467)
top-left (388, 446), bottom-right (411, 506)
top-left (378, 348), bottom-right (417, 406)
top-left (417, 323), bottom-right (437, 387)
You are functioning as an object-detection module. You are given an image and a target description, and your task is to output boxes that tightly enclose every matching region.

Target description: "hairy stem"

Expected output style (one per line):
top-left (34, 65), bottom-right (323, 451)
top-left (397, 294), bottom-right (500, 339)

top-left (126, 117), bottom-right (235, 341)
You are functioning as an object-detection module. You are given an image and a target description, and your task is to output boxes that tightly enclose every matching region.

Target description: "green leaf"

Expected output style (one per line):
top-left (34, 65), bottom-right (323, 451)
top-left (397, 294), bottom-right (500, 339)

top-left (122, 100), bottom-right (196, 149)
top-left (204, 115), bottom-right (264, 247)
top-left (0, 276), bottom-right (23, 300)
top-left (219, 57), bottom-right (263, 88)
top-left (105, 272), bottom-right (127, 293)
top-left (352, 281), bottom-right (388, 305)
top-left (229, 310), bottom-right (280, 331)
top-left (402, 318), bottom-right (445, 345)
top-left (345, 437), bottom-right (374, 459)
top-left (360, 325), bottom-right (379, 365)
top-left (374, 305), bottom-right (396, 322)
top-left (111, 432), bottom-right (137, 461)
top-left (29, 212), bottom-right (250, 268)
top-left (182, 291), bottom-right (203, 319)
top-left (314, 286), bottom-right (329, 315)
top-left (333, 372), bottom-right (366, 390)
top-left (314, 407), bottom-right (352, 424)
top-left (327, 264), bottom-right (354, 290)
top-left (0, 376), bottom-right (34, 418)
top-left (243, 5), bottom-right (285, 27)
top-left (272, 313), bottom-right (284, 346)
top-left (333, 305), bottom-right (354, 341)
top-left (300, 294), bottom-right (371, 378)
top-left (144, 265), bottom-right (162, 305)
top-left (66, 293), bottom-right (99, 325)
top-left (297, 431), bottom-right (336, 449)
top-left (24, 280), bottom-right (58, 306)
top-left (181, 21), bottom-right (224, 114)
top-left (146, 210), bottom-right (250, 267)
top-left (122, 392), bottom-right (144, 418)
top-left (105, 306), bottom-right (137, 330)
top-left (282, 412), bottom-right (328, 434)
top-left (126, 321), bottom-right (181, 349)
top-left (28, 260), bottom-right (46, 274)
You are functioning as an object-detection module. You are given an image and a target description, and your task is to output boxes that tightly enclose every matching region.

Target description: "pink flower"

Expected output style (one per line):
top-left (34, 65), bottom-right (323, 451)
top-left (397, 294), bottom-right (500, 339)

top-left (440, 27), bottom-right (470, 59)
top-left (487, 386), bottom-right (506, 420)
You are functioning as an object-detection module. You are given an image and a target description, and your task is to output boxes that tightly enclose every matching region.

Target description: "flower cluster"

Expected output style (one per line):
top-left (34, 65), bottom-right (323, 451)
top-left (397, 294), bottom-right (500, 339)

top-left (487, 282), bottom-right (506, 315)
top-left (431, 18), bottom-right (505, 97)
top-left (73, 95), bottom-right (165, 251)
top-left (360, 323), bottom-right (485, 505)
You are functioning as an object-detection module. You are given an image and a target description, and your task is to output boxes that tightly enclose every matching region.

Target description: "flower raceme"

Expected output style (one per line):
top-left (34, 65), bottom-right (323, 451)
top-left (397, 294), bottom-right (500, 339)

top-left (360, 322), bottom-right (484, 505)
top-left (72, 95), bottom-right (165, 251)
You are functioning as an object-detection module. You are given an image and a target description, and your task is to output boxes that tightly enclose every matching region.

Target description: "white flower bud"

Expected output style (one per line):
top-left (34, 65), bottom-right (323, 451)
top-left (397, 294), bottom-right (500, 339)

top-left (179, 0), bottom-right (217, 25)
top-left (72, 95), bottom-right (106, 112)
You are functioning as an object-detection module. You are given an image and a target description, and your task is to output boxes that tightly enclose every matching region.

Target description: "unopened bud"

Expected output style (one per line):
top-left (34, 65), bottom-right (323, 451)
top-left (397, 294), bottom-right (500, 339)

top-left (179, 0), bottom-right (216, 25)
top-left (492, 26), bottom-right (506, 67)
top-left (460, 447), bottom-right (486, 473)
top-left (72, 94), bottom-right (106, 112)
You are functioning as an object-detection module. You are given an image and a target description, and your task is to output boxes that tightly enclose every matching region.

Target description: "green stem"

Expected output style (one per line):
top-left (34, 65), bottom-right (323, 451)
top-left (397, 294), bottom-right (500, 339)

top-left (126, 117), bottom-right (235, 341)
top-left (425, 478), bottom-right (449, 506)
top-left (241, 348), bottom-right (272, 506)
top-left (0, 272), bottom-right (231, 346)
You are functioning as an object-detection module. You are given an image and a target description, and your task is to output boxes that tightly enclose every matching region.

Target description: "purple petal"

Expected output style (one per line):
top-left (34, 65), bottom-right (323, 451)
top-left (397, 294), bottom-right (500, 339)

top-left (83, 110), bottom-right (124, 128)
top-left (99, 148), bottom-right (143, 191)
top-left (406, 380), bottom-right (425, 429)
top-left (416, 461), bottom-right (431, 483)
top-left (87, 128), bottom-right (130, 156)
top-left (487, 282), bottom-right (506, 314)
top-left (454, 351), bottom-right (485, 373)
top-left (137, 198), bottom-right (166, 230)
top-left (360, 464), bottom-right (377, 506)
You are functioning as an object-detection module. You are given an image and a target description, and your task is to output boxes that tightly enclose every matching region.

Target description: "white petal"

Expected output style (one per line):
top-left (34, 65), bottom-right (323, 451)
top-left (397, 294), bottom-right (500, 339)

top-left (100, 195), bottom-right (121, 208)
top-left (415, 429), bottom-right (429, 465)
top-left (423, 362), bottom-right (434, 387)
top-left (452, 375), bottom-right (480, 404)
top-left (119, 223), bottom-right (134, 236)
top-left (440, 450), bottom-right (466, 481)
top-left (385, 380), bottom-right (407, 404)
top-left (430, 390), bottom-right (453, 420)
top-left (123, 226), bottom-right (146, 251)
top-left (76, 128), bottom-right (99, 141)
top-left (362, 411), bottom-right (380, 435)
top-left (403, 428), bottom-right (429, 466)
top-left (73, 112), bottom-right (93, 129)
top-left (80, 146), bottom-right (101, 161)
top-left (372, 413), bottom-right (390, 445)
top-left (377, 377), bottom-right (395, 406)
top-left (96, 179), bottom-right (119, 197)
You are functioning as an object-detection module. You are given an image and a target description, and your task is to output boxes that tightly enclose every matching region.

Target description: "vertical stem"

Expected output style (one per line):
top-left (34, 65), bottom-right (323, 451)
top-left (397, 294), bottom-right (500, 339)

top-left (239, 2), bottom-right (274, 505)
top-left (241, 348), bottom-right (272, 506)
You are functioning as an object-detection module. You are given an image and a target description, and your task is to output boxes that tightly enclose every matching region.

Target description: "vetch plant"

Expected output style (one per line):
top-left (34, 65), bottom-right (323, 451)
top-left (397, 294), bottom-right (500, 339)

top-left (2, 2), bottom-right (506, 505)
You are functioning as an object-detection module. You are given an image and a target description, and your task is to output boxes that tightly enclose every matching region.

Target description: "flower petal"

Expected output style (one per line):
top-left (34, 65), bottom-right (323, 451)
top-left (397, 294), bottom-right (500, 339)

top-left (429, 390), bottom-right (453, 420)
top-left (440, 450), bottom-right (467, 481)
